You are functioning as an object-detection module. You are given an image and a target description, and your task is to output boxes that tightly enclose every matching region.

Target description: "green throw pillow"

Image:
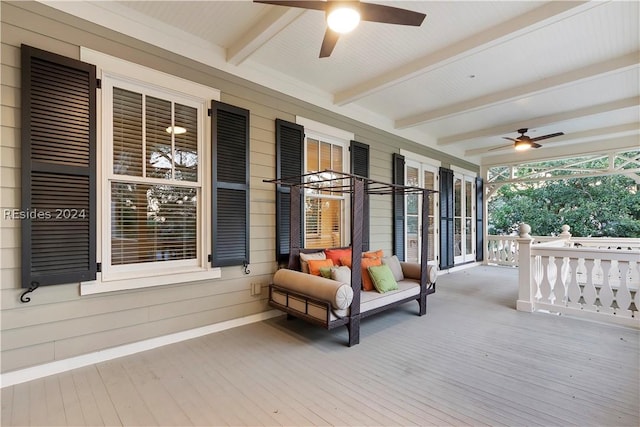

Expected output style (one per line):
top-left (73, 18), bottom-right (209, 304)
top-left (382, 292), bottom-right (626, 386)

top-left (368, 264), bottom-right (399, 293)
top-left (319, 267), bottom-right (333, 279)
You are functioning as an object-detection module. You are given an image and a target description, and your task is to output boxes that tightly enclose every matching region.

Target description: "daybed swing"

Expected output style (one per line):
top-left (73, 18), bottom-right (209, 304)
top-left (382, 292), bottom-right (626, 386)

top-left (264, 170), bottom-right (437, 346)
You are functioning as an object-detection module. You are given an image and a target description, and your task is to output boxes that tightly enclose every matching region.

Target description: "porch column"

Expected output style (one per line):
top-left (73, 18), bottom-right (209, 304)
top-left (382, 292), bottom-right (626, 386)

top-left (516, 223), bottom-right (535, 312)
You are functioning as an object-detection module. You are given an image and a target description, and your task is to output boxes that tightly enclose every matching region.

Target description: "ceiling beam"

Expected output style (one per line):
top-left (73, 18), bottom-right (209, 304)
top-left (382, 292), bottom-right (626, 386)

top-left (333, 1), bottom-right (594, 106)
top-left (466, 122), bottom-right (640, 157)
top-left (395, 53), bottom-right (639, 130)
top-left (227, 7), bottom-right (304, 66)
top-left (441, 96), bottom-right (640, 146)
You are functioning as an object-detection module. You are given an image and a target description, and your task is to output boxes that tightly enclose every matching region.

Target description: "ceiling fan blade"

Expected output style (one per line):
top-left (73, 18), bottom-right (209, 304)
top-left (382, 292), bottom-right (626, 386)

top-left (253, 1), bottom-right (328, 12)
top-left (502, 137), bottom-right (518, 142)
top-left (359, 2), bottom-right (426, 26)
top-left (531, 142), bottom-right (543, 149)
top-left (488, 144), bottom-right (513, 152)
top-left (319, 27), bottom-right (340, 58)
top-left (531, 132), bottom-right (564, 142)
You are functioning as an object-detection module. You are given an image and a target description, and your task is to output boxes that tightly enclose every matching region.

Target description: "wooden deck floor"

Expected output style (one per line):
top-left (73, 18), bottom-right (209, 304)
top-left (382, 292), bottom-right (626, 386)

top-left (2, 265), bottom-right (639, 426)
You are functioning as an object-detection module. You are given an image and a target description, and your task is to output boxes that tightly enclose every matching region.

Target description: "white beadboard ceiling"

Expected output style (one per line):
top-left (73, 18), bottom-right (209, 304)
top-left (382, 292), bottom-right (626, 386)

top-left (46, 0), bottom-right (640, 167)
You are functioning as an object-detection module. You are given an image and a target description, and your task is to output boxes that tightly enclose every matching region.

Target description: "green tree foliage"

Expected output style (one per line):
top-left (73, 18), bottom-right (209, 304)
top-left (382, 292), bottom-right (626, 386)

top-left (488, 175), bottom-right (640, 237)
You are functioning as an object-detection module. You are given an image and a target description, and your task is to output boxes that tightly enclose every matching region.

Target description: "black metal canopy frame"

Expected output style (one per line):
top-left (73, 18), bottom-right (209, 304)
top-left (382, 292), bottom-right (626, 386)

top-left (264, 170), bottom-right (437, 346)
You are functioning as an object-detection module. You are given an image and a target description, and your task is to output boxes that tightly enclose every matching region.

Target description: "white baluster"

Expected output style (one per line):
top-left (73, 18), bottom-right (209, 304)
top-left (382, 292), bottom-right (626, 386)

top-left (566, 257), bottom-right (581, 309)
top-left (628, 262), bottom-right (640, 319)
top-left (616, 261), bottom-right (632, 319)
top-left (598, 260), bottom-right (614, 315)
top-left (553, 257), bottom-right (566, 307)
top-left (540, 256), bottom-right (553, 304)
top-left (534, 256), bottom-right (543, 300)
top-left (582, 259), bottom-right (598, 312)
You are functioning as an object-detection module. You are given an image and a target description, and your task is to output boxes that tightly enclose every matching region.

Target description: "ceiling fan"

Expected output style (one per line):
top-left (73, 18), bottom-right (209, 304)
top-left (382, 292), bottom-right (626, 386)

top-left (496, 128), bottom-right (565, 151)
top-left (253, 1), bottom-right (426, 58)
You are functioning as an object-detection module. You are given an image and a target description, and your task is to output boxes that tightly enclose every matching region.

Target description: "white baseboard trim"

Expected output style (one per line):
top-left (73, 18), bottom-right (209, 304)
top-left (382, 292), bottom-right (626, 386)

top-left (1, 309), bottom-right (283, 388)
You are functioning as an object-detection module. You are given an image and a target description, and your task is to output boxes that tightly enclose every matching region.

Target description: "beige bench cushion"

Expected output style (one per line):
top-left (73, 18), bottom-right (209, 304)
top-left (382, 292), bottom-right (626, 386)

top-left (273, 269), bottom-right (354, 310)
top-left (360, 280), bottom-right (420, 313)
top-left (400, 262), bottom-right (438, 284)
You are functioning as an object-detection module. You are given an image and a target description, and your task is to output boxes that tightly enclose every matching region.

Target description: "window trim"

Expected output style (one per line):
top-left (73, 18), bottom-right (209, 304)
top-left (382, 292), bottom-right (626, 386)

top-left (79, 48), bottom-right (221, 295)
top-left (301, 125), bottom-right (351, 249)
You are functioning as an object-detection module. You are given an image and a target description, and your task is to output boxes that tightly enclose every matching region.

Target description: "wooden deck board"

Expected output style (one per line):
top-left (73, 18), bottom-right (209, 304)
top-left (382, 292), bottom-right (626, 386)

top-left (2, 265), bottom-right (638, 426)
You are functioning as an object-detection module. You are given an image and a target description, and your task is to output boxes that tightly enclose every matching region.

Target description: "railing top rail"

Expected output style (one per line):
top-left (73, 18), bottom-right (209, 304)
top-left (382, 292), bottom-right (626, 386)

top-left (530, 245), bottom-right (640, 261)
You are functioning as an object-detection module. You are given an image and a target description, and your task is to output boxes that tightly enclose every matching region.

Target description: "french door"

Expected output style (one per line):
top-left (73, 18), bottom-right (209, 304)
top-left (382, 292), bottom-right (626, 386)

top-left (454, 173), bottom-right (475, 264)
top-left (405, 161), bottom-right (438, 264)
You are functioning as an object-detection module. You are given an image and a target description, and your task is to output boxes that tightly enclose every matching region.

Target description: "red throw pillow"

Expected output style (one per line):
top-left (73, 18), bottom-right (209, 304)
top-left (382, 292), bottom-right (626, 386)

top-left (307, 259), bottom-right (334, 276)
top-left (360, 257), bottom-right (382, 291)
top-left (324, 248), bottom-right (352, 266)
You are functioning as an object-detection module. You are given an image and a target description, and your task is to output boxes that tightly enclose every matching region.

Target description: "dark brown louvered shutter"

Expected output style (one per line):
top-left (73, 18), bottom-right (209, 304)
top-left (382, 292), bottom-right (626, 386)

top-left (21, 45), bottom-right (97, 288)
top-left (275, 119), bottom-right (303, 263)
top-left (439, 167), bottom-right (455, 269)
top-left (350, 140), bottom-right (370, 251)
top-left (476, 176), bottom-right (484, 262)
top-left (212, 101), bottom-right (250, 267)
top-left (392, 153), bottom-right (405, 260)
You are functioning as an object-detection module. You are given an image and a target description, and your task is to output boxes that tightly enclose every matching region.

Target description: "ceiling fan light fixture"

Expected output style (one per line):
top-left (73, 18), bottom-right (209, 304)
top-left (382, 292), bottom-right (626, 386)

top-left (514, 139), bottom-right (532, 151)
top-left (327, 5), bottom-right (360, 33)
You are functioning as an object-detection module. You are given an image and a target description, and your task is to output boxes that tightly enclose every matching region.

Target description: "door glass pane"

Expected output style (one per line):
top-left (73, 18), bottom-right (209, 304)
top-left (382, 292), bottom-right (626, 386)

top-left (406, 166), bottom-right (419, 263)
top-left (407, 216), bottom-right (419, 263)
top-left (424, 170), bottom-right (435, 261)
top-left (454, 178), bottom-right (462, 257)
top-left (465, 180), bottom-right (473, 255)
top-left (428, 217), bottom-right (435, 261)
top-left (466, 218), bottom-right (473, 256)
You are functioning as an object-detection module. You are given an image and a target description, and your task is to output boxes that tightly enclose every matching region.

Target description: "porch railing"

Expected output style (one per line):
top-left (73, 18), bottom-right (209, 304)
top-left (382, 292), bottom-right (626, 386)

top-left (486, 235), bottom-right (558, 267)
top-left (514, 224), bottom-right (640, 328)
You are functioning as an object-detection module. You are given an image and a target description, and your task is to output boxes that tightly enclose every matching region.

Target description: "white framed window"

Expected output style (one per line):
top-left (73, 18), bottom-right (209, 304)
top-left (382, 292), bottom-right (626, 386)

top-left (80, 48), bottom-right (221, 294)
top-left (297, 117), bottom-right (352, 249)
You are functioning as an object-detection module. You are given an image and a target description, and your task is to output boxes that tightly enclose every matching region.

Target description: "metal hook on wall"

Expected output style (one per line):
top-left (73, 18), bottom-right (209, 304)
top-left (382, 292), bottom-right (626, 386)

top-left (243, 260), bottom-right (251, 275)
top-left (20, 281), bottom-right (40, 303)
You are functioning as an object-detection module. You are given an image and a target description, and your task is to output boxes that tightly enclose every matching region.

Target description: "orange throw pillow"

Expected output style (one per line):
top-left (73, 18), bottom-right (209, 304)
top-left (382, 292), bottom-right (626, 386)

top-left (360, 257), bottom-right (382, 291)
top-left (363, 249), bottom-right (384, 259)
top-left (307, 259), bottom-right (334, 276)
top-left (339, 256), bottom-right (352, 268)
top-left (324, 248), bottom-right (352, 266)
